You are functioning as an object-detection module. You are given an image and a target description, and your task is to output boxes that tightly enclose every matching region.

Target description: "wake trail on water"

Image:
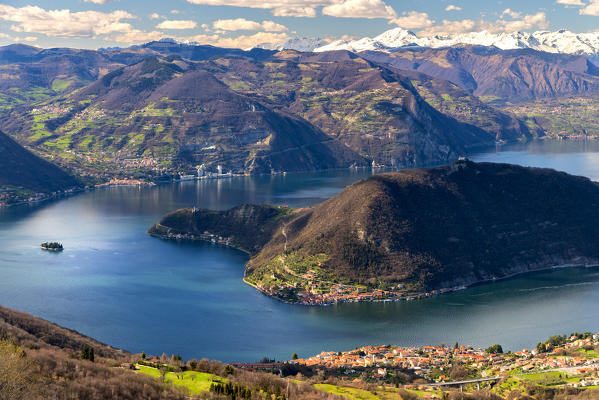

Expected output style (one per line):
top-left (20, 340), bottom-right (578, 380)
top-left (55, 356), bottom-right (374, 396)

top-left (517, 281), bottom-right (599, 293)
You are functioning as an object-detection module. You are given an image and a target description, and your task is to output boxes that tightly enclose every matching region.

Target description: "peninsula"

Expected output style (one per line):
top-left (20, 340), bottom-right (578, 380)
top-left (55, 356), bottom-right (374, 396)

top-left (150, 160), bottom-right (599, 304)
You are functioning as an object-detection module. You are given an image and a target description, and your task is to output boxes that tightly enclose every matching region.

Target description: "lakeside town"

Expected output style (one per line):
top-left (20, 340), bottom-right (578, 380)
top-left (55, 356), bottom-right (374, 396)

top-left (149, 224), bottom-right (470, 306)
top-left (0, 186), bottom-right (83, 207)
top-left (0, 164), bottom-right (239, 207)
top-left (287, 332), bottom-right (599, 394)
top-left (130, 331), bottom-right (599, 399)
top-left (151, 224), bottom-right (480, 306)
top-left (150, 225), bottom-right (236, 248)
top-left (251, 279), bottom-right (466, 306)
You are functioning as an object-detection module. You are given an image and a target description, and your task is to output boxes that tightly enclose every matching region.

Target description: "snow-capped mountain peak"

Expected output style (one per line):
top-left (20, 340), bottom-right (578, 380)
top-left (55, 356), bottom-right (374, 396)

top-left (257, 36), bottom-right (329, 52)
top-left (304, 28), bottom-right (599, 56)
top-left (373, 28), bottom-right (419, 47)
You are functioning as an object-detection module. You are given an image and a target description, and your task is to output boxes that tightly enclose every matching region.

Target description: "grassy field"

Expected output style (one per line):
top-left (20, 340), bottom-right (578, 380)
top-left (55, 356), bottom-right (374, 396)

top-left (314, 383), bottom-right (441, 399)
top-left (575, 348), bottom-right (599, 358)
top-left (51, 79), bottom-right (72, 92)
top-left (516, 371), bottom-right (581, 386)
top-left (315, 384), bottom-right (384, 400)
top-left (137, 364), bottom-right (440, 400)
top-left (136, 364), bottom-right (226, 395)
top-left (504, 97), bottom-right (599, 137)
top-left (491, 377), bottom-right (527, 397)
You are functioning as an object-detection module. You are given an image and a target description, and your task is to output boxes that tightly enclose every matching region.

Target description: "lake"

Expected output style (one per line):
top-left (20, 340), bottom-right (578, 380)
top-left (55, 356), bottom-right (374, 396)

top-left (1, 140), bottom-right (598, 362)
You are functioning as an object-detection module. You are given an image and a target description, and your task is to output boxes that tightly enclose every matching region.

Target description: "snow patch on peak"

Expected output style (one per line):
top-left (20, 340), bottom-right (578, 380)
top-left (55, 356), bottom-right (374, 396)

top-left (257, 36), bottom-right (329, 52)
top-left (309, 29), bottom-right (599, 56)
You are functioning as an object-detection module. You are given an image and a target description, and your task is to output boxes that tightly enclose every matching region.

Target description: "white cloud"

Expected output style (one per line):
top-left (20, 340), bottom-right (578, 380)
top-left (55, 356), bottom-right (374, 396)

top-left (445, 5), bottom-right (462, 11)
top-left (149, 13), bottom-right (161, 19)
top-left (0, 5), bottom-right (135, 38)
top-left (10, 35), bottom-right (39, 42)
top-left (185, 31), bottom-right (290, 49)
top-left (390, 11), bottom-right (434, 29)
top-left (213, 18), bottom-right (287, 32)
top-left (272, 7), bottom-right (317, 17)
top-left (111, 29), bottom-right (165, 43)
top-left (156, 20), bottom-right (197, 29)
top-left (501, 8), bottom-right (521, 19)
top-left (418, 19), bottom-right (481, 36)
top-left (187, 0), bottom-right (321, 17)
top-left (187, 0), bottom-right (396, 19)
top-left (501, 12), bottom-right (549, 32)
top-left (83, 0), bottom-right (113, 4)
top-left (418, 11), bottom-right (549, 36)
top-left (261, 20), bottom-right (288, 31)
top-left (580, 0), bottom-right (599, 15)
top-left (0, 32), bottom-right (38, 42)
top-left (556, 0), bottom-right (584, 5)
top-left (322, 0), bottom-right (397, 19)
top-left (171, 10), bottom-right (181, 14)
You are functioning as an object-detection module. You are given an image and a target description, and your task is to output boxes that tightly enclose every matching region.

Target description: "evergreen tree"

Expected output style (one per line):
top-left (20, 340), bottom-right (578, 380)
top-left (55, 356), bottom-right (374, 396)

top-left (537, 342), bottom-right (546, 353)
top-left (80, 345), bottom-right (94, 362)
top-left (81, 345), bottom-right (89, 360)
top-left (485, 344), bottom-right (503, 354)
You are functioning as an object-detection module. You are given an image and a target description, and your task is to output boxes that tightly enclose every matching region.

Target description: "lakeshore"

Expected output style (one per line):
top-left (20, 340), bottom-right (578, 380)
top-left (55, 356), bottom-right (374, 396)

top-left (245, 263), bottom-right (599, 306)
top-left (149, 225), bottom-right (466, 306)
top-left (149, 223), bottom-right (599, 306)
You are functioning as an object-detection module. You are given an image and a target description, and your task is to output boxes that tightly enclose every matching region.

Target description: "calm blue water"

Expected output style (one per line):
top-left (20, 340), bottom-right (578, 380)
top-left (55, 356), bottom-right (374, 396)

top-left (1, 141), bottom-right (598, 362)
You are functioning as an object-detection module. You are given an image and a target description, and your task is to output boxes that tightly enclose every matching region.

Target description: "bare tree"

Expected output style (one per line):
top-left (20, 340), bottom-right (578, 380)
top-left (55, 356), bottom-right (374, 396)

top-left (0, 340), bottom-right (36, 400)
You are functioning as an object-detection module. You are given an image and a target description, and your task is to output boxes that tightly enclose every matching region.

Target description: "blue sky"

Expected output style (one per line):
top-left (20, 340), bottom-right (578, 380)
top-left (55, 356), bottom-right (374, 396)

top-left (0, 0), bottom-right (598, 49)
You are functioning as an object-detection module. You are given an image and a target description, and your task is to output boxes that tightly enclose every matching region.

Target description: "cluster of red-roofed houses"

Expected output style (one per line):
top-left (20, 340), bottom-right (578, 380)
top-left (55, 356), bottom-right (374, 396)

top-left (256, 273), bottom-right (466, 305)
top-left (291, 344), bottom-right (503, 375)
top-left (290, 333), bottom-right (599, 386)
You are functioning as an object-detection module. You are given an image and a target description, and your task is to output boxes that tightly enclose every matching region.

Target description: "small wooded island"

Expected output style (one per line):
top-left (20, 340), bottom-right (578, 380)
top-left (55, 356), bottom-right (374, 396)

top-left (41, 242), bottom-right (63, 251)
top-left (149, 160), bottom-right (599, 305)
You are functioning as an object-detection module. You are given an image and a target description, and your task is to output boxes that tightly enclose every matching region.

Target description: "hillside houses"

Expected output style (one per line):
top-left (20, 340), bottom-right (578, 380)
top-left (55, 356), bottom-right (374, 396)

top-left (290, 333), bottom-right (599, 387)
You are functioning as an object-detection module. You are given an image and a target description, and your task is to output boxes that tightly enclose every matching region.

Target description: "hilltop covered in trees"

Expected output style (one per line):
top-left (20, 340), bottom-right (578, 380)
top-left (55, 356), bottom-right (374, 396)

top-left (153, 161), bottom-right (599, 303)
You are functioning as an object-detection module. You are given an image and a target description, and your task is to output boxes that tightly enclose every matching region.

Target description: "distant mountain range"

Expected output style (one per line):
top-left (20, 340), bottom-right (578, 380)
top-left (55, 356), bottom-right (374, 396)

top-left (2, 34), bottom-right (599, 180)
top-left (0, 47), bottom-right (536, 175)
top-left (278, 28), bottom-right (599, 57)
top-left (359, 46), bottom-right (599, 103)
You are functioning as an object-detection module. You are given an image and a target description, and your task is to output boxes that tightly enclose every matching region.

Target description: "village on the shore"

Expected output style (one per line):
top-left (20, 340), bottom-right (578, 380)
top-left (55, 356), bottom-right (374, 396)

top-left (288, 332), bottom-right (599, 392)
top-left (152, 228), bottom-right (472, 305)
top-left (253, 279), bottom-right (465, 306)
